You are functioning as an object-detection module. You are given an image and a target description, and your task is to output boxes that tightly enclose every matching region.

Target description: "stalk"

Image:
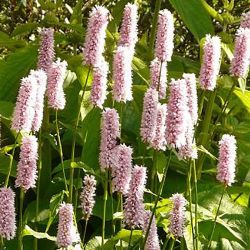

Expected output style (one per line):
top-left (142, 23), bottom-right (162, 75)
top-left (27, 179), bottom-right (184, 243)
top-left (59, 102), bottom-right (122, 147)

top-left (102, 171), bottom-right (108, 246)
top-left (151, 150), bottom-right (157, 196)
top-left (193, 160), bottom-right (199, 250)
top-left (168, 238), bottom-right (176, 250)
top-left (128, 229), bottom-right (133, 249)
top-left (82, 220), bottom-right (88, 246)
top-left (18, 189), bottom-right (24, 250)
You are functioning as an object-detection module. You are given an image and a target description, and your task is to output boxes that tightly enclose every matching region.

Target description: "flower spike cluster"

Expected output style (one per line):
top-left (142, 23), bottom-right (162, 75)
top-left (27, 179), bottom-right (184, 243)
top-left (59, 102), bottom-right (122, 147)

top-left (217, 134), bottom-right (237, 186)
top-left (240, 11), bottom-right (250, 29)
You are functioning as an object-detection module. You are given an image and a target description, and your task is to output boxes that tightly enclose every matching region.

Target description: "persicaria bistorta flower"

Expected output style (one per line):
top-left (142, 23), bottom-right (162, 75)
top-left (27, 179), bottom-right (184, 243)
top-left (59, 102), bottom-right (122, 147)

top-left (90, 57), bottom-right (108, 108)
top-left (240, 11), bottom-right (250, 29)
top-left (83, 6), bottom-right (109, 66)
top-left (216, 134), bottom-right (237, 186)
top-left (0, 187), bottom-right (16, 240)
top-left (230, 28), bottom-right (250, 78)
top-left (112, 46), bottom-right (133, 102)
top-left (169, 193), bottom-right (187, 238)
top-left (15, 135), bottom-right (38, 191)
top-left (30, 69), bottom-right (47, 132)
top-left (47, 58), bottom-right (68, 110)
top-left (124, 165), bottom-right (147, 229)
top-left (119, 3), bottom-right (138, 51)
top-left (150, 58), bottom-right (167, 99)
top-left (140, 88), bottom-right (158, 144)
top-left (111, 144), bottom-right (132, 195)
top-left (154, 9), bottom-right (174, 62)
top-left (56, 203), bottom-right (75, 248)
top-left (11, 74), bottom-right (37, 133)
top-left (80, 175), bottom-right (96, 221)
top-left (143, 211), bottom-right (160, 250)
top-left (166, 79), bottom-right (188, 149)
top-left (37, 28), bottom-right (55, 73)
top-left (99, 108), bottom-right (120, 171)
top-left (199, 35), bottom-right (221, 90)
top-left (150, 103), bottom-right (167, 151)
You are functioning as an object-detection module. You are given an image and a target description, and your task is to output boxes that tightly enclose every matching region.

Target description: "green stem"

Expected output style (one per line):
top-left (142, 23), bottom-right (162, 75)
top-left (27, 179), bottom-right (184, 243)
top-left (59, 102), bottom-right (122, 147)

top-left (1, 236), bottom-right (4, 249)
top-left (109, 172), bottom-right (115, 236)
top-left (168, 238), bottom-right (176, 250)
top-left (119, 193), bottom-right (123, 248)
top-left (198, 90), bottom-right (205, 118)
top-left (128, 229), bottom-right (133, 249)
top-left (207, 186), bottom-right (226, 250)
top-left (18, 189), bottom-right (24, 250)
top-left (151, 150), bottom-right (157, 196)
top-left (142, 150), bottom-right (172, 248)
top-left (197, 90), bottom-right (217, 179)
top-left (69, 67), bottom-right (91, 203)
top-left (82, 219), bottom-right (88, 246)
top-left (5, 133), bottom-right (19, 187)
top-left (193, 160), bottom-right (199, 250)
top-left (102, 171), bottom-right (108, 246)
top-left (162, 236), bottom-right (169, 250)
top-left (149, 0), bottom-right (162, 59)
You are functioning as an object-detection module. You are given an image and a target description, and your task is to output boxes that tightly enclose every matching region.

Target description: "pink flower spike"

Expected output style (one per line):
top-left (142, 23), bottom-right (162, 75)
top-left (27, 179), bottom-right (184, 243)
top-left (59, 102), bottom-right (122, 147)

top-left (15, 135), bottom-right (38, 191)
top-left (183, 73), bottom-right (198, 125)
top-left (30, 69), bottom-right (47, 132)
top-left (216, 134), bottom-right (237, 186)
top-left (155, 9), bottom-right (174, 62)
top-left (37, 28), bottom-right (55, 74)
top-left (199, 35), bottom-right (221, 91)
top-left (240, 11), bottom-right (250, 29)
top-left (90, 58), bottom-right (109, 108)
top-left (169, 193), bottom-right (187, 238)
top-left (11, 74), bottom-right (37, 133)
top-left (99, 108), bottom-right (120, 171)
top-left (83, 6), bottom-right (109, 66)
top-left (56, 203), bottom-right (75, 248)
top-left (47, 58), bottom-right (68, 110)
top-left (80, 175), bottom-right (96, 221)
top-left (112, 46), bottom-right (133, 102)
top-left (166, 79), bottom-right (188, 149)
top-left (230, 28), bottom-right (250, 78)
top-left (119, 3), bottom-right (138, 52)
top-left (150, 103), bottom-right (167, 151)
top-left (150, 58), bottom-right (167, 99)
top-left (140, 88), bottom-right (159, 144)
top-left (143, 211), bottom-right (160, 250)
top-left (111, 144), bottom-right (132, 195)
top-left (124, 165), bottom-right (147, 229)
top-left (0, 187), bottom-right (16, 240)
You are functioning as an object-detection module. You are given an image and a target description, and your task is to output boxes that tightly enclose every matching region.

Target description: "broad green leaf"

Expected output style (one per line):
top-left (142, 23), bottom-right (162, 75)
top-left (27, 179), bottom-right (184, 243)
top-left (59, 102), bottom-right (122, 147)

top-left (23, 225), bottom-right (56, 241)
top-left (233, 88), bottom-right (250, 113)
top-left (0, 101), bottom-right (14, 120)
top-left (0, 154), bottom-right (16, 176)
top-left (0, 31), bottom-right (26, 49)
top-left (12, 23), bottom-right (39, 37)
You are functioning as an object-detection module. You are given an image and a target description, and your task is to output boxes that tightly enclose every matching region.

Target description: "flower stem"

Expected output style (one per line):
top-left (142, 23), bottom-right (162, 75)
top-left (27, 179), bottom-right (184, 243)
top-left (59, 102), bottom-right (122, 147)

top-left (102, 171), bottom-right (108, 246)
top-left (151, 150), bottom-right (157, 196)
top-left (69, 67), bottom-right (91, 203)
top-left (128, 229), bottom-right (133, 249)
top-left (168, 238), bottom-right (176, 250)
top-left (82, 219), bottom-right (88, 246)
top-left (18, 188), bottom-right (24, 250)
top-left (142, 150), bottom-right (172, 248)
top-left (207, 186), bottom-right (226, 249)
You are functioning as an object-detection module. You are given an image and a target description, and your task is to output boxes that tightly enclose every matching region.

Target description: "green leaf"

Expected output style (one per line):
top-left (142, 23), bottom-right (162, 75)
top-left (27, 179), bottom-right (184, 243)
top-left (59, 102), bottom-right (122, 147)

top-left (23, 225), bottom-right (56, 241)
top-left (0, 101), bottom-right (14, 120)
top-left (70, 0), bottom-right (83, 24)
top-left (0, 31), bottom-right (26, 49)
top-left (0, 154), bottom-right (16, 176)
top-left (12, 23), bottom-right (39, 37)
top-left (169, 0), bottom-right (214, 41)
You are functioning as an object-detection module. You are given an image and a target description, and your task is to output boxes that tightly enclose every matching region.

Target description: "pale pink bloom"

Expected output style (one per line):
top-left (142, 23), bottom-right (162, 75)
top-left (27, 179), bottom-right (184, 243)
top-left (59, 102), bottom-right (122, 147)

top-left (140, 88), bottom-right (159, 144)
top-left (150, 103), bottom-right (167, 151)
top-left (15, 135), bottom-right (38, 191)
top-left (143, 211), bottom-right (160, 250)
top-left (56, 203), bottom-right (75, 248)
top-left (47, 58), bottom-right (68, 110)
top-left (0, 187), bottom-right (16, 240)
top-left (111, 144), bottom-right (132, 195)
top-left (150, 58), bottom-right (167, 99)
top-left (230, 28), bottom-right (250, 78)
top-left (199, 35), bottom-right (221, 90)
top-left (112, 46), bottom-right (133, 102)
top-left (155, 9), bottom-right (174, 62)
top-left (169, 193), bottom-right (187, 238)
top-left (99, 108), bottom-right (120, 171)
top-left (216, 134), bottom-right (237, 186)
top-left (119, 3), bottom-right (138, 52)
top-left (80, 175), bottom-right (96, 221)
top-left (37, 28), bottom-right (55, 73)
top-left (83, 6), bottom-right (109, 66)
top-left (124, 165), bottom-right (147, 229)
top-left (166, 79), bottom-right (188, 149)
top-left (30, 69), bottom-right (47, 132)
top-left (240, 11), bottom-right (250, 29)
top-left (90, 58), bottom-right (108, 108)
top-left (183, 73), bottom-right (198, 125)
top-left (11, 75), bottom-right (37, 132)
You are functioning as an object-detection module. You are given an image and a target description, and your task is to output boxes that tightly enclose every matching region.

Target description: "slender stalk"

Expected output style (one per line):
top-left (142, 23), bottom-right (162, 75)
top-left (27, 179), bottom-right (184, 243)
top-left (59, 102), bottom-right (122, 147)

top-left (18, 189), bottom-right (24, 250)
top-left (142, 150), bottom-right (172, 248)
top-left (55, 111), bottom-right (68, 193)
top-left (102, 171), bottom-right (108, 246)
top-left (151, 150), bottom-right (157, 196)
top-left (5, 133), bottom-right (19, 187)
top-left (162, 236), bottom-right (169, 250)
top-left (120, 193), bottom-right (123, 248)
top-left (0, 236), bottom-right (4, 249)
top-left (82, 219), bottom-right (88, 246)
top-left (193, 160), bottom-right (199, 250)
top-left (69, 67), bottom-right (91, 203)
top-left (168, 238), bottom-right (176, 250)
top-left (207, 186), bottom-right (226, 250)
top-left (198, 90), bottom-right (205, 118)
top-left (109, 172), bottom-right (115, 236)
top-left (128, 229), bottom-right (133, 249)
